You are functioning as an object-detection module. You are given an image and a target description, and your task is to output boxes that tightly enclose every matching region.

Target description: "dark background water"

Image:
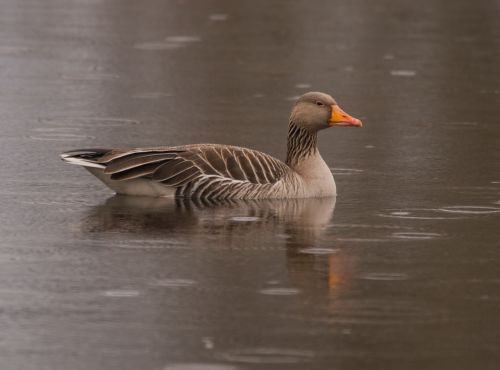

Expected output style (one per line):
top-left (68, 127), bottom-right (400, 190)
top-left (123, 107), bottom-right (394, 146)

top-left (0, 1), bottom-right (499, 369)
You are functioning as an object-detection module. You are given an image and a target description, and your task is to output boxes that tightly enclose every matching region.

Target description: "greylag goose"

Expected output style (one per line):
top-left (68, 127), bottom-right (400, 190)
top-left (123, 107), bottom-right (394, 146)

top-left (61, 92), bottom-right (362, 199)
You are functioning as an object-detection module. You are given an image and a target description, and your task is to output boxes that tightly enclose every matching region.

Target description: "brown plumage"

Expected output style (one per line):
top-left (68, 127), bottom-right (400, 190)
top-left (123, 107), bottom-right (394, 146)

top-left (61, 92), bottom-right (362, 199)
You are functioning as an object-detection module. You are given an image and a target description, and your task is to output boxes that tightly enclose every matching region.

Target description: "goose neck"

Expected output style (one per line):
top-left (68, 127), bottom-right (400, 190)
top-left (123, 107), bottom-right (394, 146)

top-left (285, 120), bottom-right (318, 167)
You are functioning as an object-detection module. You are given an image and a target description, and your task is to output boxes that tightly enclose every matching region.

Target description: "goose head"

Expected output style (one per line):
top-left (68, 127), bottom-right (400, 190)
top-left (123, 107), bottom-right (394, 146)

top-left (290, 91), bottom-right (362, 132)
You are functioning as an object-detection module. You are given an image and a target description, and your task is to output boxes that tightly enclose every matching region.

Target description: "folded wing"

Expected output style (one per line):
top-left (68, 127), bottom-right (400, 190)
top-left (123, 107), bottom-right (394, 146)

top-left (67, 144), bottom-right (290, 198)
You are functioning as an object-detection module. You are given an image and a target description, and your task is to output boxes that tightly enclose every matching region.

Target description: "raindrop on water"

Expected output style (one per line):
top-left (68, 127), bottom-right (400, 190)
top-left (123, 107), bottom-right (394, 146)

top-left (445, 121), bottom-right (478, 127)
top-left (39, 116), bottom-right (140, 127)
top-left (392, 232), bottom-right (442, 240)
top-left (30, 133), bottom-right (95, 141)
top-left (134, 42), bottom-right (184, 51)
top-left (390, 70), bottom-right (416, 77)
top-left (378, 208), bottom-right (464, 220)
top-left (230, 216), bottom-right (261, 222)
top-left (61, 73), bottom-right (119, 81)
top-left (295, 83), bottom-right (311, 89)
top-left (101, 290), bottom-right (140, 297)
top-left (133, 92), bottom-right (172, 99)
top-left (218, 348), bottom-right (314, 364)
top-left (164, 364), bottom-right (237, 370)
top-left (299, 247), bottom-right (339, 255)
top-left (209, 14), bottom-right (229, 21)
top-left (165, 35), bottom-right (201, 43)
top-left (259, 288), bottom-right (300, 296)
top-left (151, 278), bottom-right (197, 287)
top-left (330, 168), bottom-right (364, 175)
top-left (361, 272), bottom-right (409, 281)
top-left (202, 337), bottom-right (215, 350)
top-left (438, 206), bottom-right (500, 215)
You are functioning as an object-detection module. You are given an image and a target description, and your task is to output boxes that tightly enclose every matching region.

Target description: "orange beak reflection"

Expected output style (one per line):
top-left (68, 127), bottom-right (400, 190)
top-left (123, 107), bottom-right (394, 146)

top-left (329, 105), bottom-right (362, 127)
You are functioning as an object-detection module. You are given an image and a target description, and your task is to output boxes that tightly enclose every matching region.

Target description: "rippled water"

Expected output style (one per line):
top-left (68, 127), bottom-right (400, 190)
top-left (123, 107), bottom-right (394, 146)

top-left (1, 0), bottom-right (499, 370)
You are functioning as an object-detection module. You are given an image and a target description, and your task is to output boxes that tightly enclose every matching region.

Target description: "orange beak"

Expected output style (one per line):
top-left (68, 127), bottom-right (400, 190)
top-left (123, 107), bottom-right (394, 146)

top-left (329, 105), bottom-right (363, 127)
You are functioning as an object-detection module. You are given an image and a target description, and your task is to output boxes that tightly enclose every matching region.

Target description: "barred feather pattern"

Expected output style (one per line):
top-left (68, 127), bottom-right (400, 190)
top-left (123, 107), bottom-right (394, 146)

top-left (285, 121), bottom-right (318, 167)
top-left (70, 144), bottom-right (305, 199)
top-left (62, 117), bottom-right (323, 199)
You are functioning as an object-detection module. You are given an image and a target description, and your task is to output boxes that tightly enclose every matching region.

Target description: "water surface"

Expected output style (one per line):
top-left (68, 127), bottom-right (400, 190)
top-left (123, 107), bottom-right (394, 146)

top-left (0, 0), bottom-right (499, 369)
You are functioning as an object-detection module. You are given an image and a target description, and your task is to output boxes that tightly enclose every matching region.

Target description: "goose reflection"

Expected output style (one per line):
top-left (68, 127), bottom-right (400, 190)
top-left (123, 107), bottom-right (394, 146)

top-left (83, 195), bottom-right (336, 240)
top-left (82, 195), bottom-right (352, 303)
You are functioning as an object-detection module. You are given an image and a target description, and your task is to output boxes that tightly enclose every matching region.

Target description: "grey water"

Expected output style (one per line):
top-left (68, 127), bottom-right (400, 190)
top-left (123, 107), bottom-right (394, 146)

top-left (1, 0), bottom-right (500, 369)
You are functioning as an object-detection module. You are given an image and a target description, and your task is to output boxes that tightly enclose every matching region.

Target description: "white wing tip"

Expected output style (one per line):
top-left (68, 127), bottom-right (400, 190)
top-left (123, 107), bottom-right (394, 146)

top-left (60, 154), bottom-right (105, 169)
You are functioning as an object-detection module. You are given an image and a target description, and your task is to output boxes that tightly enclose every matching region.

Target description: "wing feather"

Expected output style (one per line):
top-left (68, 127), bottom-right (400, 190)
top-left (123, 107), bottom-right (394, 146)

top-left (226, 156), bottom-right (247, 180)
top-left (158, 166), bottom-right (200, 186)
top-left (104, 153), bottom-right (177, 174)
top-left (237, 154), bottom-right (259, 183)
top-left (152, 158), bottom-right (192, 181)
top-left (246, 150), bottom-right (268, 183)
top-left (110, 162), bottom-right (167, 181)
top-left (202, 148), bottom-right (227, 175)
top-left (77, 144), bottom-right (290, 197)
top-left (97, 147), bottom-right (183, 163)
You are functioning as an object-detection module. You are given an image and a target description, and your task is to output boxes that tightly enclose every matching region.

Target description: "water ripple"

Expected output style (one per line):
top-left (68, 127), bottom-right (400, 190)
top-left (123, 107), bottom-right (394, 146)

top-left (165, 35), bottom-right (201, 43)
top-left (336, 237), bottom-right (389, 243)
top-left (101, 290), bottom-right (140, 297)
top-left (61, 73), bottom-right (119, 81)
top-left (390, 70), bottom-right (416, 77)
top-left (330, 168), bottom-right (364, 175)
top-left (378, 208), bottom-right (465, 220)
top-left (209, 14), bottom-right (229, 21)
top-left (39, 116), bottom-right (140, 127)
top-left (259, 288), bottom-right (300, 296)
top-left (133, 92), bottom-right (172, 99)
top-left (134, 42), bottom-right (184, 51)
top-left (391, 232), bottom-right (442, 240)
top-left (150, 279), bottom-right (197, 287)
top-left (164, 363), bottom-right (237, 370)
top-left (218, 348), bottom-right (314, 364)
top-left (438, 206), bottom-right (500, 214)
top-left (29, 133), bottom-right (94, 141)
top-left (229, 216), bottom-right (261, 222)
top-left (361, 273), bottom-right (409, 281)
top-left (299, 247), bottom-right (339, 255)
top-left (332, 223), bottom-right (410, 230)
top-left (295, 83), bottom-right (312, 89)
top-left (444, 121), bottom-right (478, 127)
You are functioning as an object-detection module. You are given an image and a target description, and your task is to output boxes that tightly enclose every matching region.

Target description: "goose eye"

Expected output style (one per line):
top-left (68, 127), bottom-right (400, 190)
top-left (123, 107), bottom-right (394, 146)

top-left (315, 101), bottom-right (324, 106)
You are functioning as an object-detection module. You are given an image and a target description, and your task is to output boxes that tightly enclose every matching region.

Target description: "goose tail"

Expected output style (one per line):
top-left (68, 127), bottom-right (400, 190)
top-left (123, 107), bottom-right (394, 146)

top-left (60, 148), bottom-right (110, 169)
